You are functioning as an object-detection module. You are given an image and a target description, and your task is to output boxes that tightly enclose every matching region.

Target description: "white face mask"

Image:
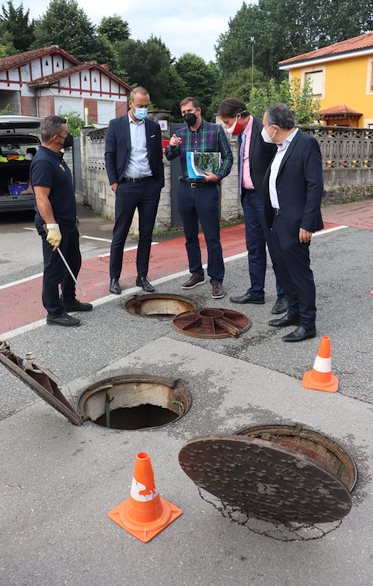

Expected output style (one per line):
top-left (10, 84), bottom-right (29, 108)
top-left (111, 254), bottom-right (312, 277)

top-left (261, 125), bottom-right (275, 144)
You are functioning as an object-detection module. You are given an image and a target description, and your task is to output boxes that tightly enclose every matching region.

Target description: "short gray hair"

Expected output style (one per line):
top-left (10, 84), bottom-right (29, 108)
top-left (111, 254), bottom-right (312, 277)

top-left (41, 115), bottom-right (66, 143)
top-left (266, 103), bottom-right (295, 130)
top-left (129, 86), bottom-right (150, 102)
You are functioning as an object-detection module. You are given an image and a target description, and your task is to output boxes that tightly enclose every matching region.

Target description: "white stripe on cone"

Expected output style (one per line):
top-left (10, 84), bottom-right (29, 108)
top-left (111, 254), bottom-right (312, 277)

top-left (313, 355), bottom-right (331, 373)
top-left (130, 477), bottom-right (158, 502)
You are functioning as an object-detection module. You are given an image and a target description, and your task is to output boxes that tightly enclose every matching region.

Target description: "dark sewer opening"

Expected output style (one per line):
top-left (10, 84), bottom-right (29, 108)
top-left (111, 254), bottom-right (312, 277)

top-left (95, 404), bottom-right (178, 430)
top-left (123, 293), bottom-right (198, 318)
top-left (78, 374), bottom-right (191, 431)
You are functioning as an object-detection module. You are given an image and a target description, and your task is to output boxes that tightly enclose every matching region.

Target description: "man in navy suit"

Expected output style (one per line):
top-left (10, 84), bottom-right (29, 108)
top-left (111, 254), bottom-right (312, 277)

top-left (218, 98), bottom-right (287, 314)
top-left (105, 86), bottom-right (164, 295)
top-left (262, 103), bottom-right (324, 342)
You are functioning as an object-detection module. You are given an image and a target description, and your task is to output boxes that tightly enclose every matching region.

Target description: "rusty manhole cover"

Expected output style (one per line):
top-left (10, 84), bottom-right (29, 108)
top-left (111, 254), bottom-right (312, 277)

top-left (179, 436), bottom-right (353, 524)
top-left (237, 424), bottom-right (357, 492)
top-left (78, 374), bottom-right (192, 430)
top-left (172, 308), bottom-right (251, 338)
top-left (123, 293), bottom-right (197, 318)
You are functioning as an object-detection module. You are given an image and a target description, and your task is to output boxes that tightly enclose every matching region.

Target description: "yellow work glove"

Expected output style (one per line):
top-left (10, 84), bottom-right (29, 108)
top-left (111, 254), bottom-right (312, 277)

top-left (46, 223), bottom-right (62, 251)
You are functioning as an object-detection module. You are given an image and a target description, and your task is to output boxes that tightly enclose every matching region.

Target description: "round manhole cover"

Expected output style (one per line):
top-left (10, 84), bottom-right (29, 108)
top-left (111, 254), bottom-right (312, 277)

top-left (123, 293), bottom-right (198, 318)
top-left (237, 424), bottom-right (357, 492)
top-left (78, 375), bottom-right (191, 430)
top-left (172, 308), bottom-right (252, 338)
top-left (178, 436), bottom-right (353, 524)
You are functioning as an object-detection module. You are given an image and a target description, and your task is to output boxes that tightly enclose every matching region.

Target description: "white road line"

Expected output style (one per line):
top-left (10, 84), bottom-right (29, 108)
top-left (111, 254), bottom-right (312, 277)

top-left (98, 241), bottom-right (158, 258)
top-left (0, 273), bottom-right (43, 290)
top-left (23, 227), bottom-right (37, 231)
top-left (81, 235), bottom-right (112, 243)
top-left (1, 225), bottom-right (349, 339)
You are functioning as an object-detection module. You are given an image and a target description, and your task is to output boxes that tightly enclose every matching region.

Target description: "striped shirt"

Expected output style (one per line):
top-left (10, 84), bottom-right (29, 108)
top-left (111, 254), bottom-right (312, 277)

top-left (165, 119), bottom-right (233, 180)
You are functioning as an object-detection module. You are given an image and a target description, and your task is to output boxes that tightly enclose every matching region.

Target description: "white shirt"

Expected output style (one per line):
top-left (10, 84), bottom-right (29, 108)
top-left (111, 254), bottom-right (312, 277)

top-left (269, 128), bottom-right (298, 209)
top-left (125, 118), bottom-right (152, 179)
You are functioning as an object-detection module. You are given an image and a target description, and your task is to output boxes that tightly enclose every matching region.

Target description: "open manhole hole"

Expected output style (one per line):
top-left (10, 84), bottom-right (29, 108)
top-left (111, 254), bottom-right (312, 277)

top-left (123, 293), bottom-right (198, 318)
top-left (172, 308), bottom-right (252, 338)
top-left (0, 342), bottom-right (191, 429)
top-left (78, 375), bottom-right (191, 430)
top-left (179, 425), bottom-right (357, 524)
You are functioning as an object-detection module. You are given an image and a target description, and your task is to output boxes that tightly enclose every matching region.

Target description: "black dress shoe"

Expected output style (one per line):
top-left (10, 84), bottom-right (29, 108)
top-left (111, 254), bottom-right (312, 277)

top-left (268, 314), bottom-right (300, 327)
top-left (282, 326), bottom-right (316, 342)
top-left (109, 278), bottom-right (121, 295)
top-left (63, 299), bottom-right (93, 312)
top-left (230, 292), bottom-right (264, 304)
top-left (271, 295), bottom-right (288, 315)
top-left (46, 312), bottom-right (80, 327)
top-left (136, 276), bottom-right (155, 293)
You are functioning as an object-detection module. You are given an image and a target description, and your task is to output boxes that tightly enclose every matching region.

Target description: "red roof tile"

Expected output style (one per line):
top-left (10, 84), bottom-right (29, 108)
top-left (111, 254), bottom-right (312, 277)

top-left (29, 61), bottom-right (132, 92)
top-left (0, 46), bottom-right (79, 72)
top-left (318, 104), bottom-right (363, 116)
top-left (279, 32), bottom-right (373, 67)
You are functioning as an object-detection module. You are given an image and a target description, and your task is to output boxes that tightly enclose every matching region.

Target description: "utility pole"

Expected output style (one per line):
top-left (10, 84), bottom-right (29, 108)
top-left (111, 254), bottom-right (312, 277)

top-left (250, 37), bottom-right (255, 88)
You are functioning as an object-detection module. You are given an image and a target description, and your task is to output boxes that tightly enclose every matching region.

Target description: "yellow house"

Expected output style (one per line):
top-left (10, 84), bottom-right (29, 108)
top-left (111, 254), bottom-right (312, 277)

top-left (278, 32), bottom-right (373, 128)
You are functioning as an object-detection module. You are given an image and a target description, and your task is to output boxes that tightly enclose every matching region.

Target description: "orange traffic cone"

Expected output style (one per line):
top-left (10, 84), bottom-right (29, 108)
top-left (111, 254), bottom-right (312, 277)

top-left (370, 289), bottom-right (373, 295)
top-left (108, 451), bottom-right (182, 542)
top-left (302, 336), bottom-right (339, 393)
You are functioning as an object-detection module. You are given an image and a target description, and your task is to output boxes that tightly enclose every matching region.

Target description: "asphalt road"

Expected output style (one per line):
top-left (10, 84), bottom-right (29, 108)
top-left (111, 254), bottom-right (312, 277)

top-left (0, 203), bottom-right (373, 586)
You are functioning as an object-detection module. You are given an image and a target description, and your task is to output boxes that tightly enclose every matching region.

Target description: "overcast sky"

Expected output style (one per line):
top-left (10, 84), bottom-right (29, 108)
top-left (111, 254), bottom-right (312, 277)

top-left (20, 0), bottom-right (247, 62)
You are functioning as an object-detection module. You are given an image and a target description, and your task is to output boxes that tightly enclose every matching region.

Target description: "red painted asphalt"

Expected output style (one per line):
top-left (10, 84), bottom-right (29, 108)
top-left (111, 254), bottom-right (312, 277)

top-left (0, 218), bottom-right (349, 335)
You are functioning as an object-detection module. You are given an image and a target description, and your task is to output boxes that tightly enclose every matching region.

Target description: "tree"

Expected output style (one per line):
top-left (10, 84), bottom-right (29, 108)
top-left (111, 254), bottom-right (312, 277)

top-left (248, 77), bottom-right (320, 124)
top-left (0, 0), bottom-right (34, 53)
top-left (32, 0), bottom-right (99, 62)
top-left (97, 15), bottom-right (130, 45)
top-left (0, 24), bottom-right (16, 56)
top-left (62, 112), bottom-right (85, 136)
top-left (117, 36), bottom-right (172, 108)
top-left (174, 53), bottom-right (220, 119)
top-left (210, 66), bottom-right (266, 115)
top-left (215, 0), bottom-right (373, 78)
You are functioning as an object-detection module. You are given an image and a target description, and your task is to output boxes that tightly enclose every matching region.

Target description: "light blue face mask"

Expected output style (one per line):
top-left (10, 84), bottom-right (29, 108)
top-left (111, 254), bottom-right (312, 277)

top-left (134, 107), bottom-right (148, 120)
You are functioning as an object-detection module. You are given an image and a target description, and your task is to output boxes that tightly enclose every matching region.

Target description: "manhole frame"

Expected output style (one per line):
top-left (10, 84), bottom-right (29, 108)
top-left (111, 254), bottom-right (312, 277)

top-left (122, 293), bottom-right (199, 318)
top-left (236, 423), bottom-right (357, 492)
top-left (77, 373), bottom-right (193, 431)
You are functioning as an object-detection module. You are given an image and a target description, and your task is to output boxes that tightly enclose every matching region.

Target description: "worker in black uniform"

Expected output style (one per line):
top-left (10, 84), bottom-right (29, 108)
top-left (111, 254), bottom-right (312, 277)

top-left (30, 115), bottom-right (92, 327)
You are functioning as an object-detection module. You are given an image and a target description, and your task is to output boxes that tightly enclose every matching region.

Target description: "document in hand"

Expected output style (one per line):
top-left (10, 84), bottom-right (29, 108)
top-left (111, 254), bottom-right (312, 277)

top-left (186, 152), bottom-right (222, 179)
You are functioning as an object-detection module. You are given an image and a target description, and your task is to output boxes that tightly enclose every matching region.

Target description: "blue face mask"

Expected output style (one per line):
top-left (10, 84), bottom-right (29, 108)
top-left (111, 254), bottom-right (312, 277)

top-left (134, 107), bottom-right (148, 120)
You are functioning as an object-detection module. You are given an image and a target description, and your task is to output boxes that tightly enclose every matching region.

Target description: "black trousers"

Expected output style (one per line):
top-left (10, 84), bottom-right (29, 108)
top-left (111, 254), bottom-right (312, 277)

top-left (178, 182), bottom-right (224, 283)
top-left (271, 217), bottom-right (316, 330)
top-left (109, 179), bottom-right (161, 280)
top-left (36, 221), bottom-right (82, 316)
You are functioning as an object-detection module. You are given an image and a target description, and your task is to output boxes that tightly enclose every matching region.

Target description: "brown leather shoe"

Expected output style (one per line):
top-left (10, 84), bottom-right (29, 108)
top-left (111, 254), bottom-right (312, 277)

top-left (181, 274), bottom-right (206, 289)
top-left (211, 281), bottom-right (225, 299)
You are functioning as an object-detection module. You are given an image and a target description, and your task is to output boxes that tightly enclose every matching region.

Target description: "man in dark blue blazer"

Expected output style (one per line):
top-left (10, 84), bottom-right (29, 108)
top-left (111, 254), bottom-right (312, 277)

top-left (105, 86), bottom-right (164, 295)
top-left (218, 98), bottom-right (287, 314)
top-left (262, 103), bottom-right (324, 342)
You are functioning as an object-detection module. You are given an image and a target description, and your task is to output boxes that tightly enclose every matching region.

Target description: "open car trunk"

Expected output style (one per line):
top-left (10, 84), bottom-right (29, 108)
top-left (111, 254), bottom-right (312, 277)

top-left (0, 135), bottom-right (40, 212)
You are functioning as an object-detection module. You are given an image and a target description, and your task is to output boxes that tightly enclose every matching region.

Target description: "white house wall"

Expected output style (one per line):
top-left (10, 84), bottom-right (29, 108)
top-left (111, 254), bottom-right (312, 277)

top-left (54, 96), bottom-right (84, 117)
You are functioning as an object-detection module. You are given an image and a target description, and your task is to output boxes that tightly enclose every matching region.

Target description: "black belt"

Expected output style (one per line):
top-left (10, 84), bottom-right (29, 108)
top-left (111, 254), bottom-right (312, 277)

top-left (180, 178), bottom-right (209, 189)
top-left (120, 176), bottom-right (153, 183)
top-left (273, 208), bottom-right (280, 216)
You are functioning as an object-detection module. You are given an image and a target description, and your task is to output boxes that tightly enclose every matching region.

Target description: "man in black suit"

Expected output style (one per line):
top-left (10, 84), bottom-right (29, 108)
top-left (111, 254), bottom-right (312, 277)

top-left (217, 98), bottom-right (287, 315)
top-left (262, 103), bottom-right (324, 342)
top-left (105, 86), bottom-right (164, 295)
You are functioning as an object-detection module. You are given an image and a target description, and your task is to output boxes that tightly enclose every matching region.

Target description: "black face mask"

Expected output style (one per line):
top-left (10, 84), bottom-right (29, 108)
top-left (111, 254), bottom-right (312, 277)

top-left (62, 132), bottom-right (74, 149)
top-left (183, 112), bottom-right (197, 127)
